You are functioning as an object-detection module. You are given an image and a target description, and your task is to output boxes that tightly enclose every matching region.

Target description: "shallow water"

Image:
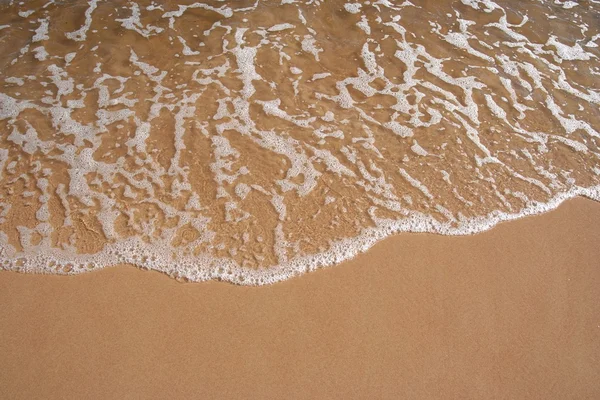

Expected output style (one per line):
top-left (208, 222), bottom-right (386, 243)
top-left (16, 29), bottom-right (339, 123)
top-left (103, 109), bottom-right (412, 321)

top-left (0, 0), bottom-right (599, 284)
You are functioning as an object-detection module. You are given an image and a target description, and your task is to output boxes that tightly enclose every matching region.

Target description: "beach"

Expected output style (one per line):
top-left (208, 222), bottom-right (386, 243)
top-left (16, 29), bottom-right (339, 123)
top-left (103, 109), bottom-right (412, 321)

top-left (1, 196), bottom-right (599, 399)
top-left (1, 0), bottom-right (600, 397)
top-left (1, 0), bottom-right (600, 284)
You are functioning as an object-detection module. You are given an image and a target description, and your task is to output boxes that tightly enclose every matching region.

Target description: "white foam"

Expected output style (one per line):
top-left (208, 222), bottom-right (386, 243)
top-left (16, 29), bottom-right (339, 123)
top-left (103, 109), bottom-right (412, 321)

top-left (559, 1), bottom-right (578, 9)
top-left (0, 0), bottom-right (599, 286)
top-left (356, 15), bottom-right (371, 35)
top-left (410, 141), bottom-right (428, 156)
top-left (5, 77), bottom-right (24, 86)
top-left (162, 3), bottom-right (233, 30)
top-left (117, 3), bottom-right (164, 37)
top-left (65, 0), bottom-right (98, 41)
top-left (268, 23), bottom-right (295, 32)
top-left (301, 35), bottom-right (322, 61)
top-left (310, 72), bottom-right (331, 81)
top-left (547, 36), bottom-right (594, 61)
top-left (32, 18), bottom-right (49, 42)
top-left (33, 46), bottom-right (49, 61)
top-left (344, 3), bottom-right (362, 14)
top-left (19, 10), bottom-right (35, 18)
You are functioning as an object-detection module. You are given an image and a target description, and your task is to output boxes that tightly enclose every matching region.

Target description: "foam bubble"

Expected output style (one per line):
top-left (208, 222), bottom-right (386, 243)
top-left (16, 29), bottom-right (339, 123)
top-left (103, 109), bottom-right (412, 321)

top-left (344, 3), bottom-right (362, 14)
top-left (0, 0), bottom-right (599, 285)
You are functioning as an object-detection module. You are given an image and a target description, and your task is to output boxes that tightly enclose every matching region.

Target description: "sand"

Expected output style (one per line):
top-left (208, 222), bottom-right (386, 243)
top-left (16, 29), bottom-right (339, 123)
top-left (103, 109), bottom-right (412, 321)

top-left (2, 2), bottom-right (600, 397)
top-left (3, 0), bottom-right (600, 283)
top-left (0, 196), bottom-right (598, 399)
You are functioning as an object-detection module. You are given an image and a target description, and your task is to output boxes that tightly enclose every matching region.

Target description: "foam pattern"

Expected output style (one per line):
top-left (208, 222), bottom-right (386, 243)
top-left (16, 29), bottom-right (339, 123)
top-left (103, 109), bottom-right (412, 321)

top-left (0, 0), bottom-right (599, 285)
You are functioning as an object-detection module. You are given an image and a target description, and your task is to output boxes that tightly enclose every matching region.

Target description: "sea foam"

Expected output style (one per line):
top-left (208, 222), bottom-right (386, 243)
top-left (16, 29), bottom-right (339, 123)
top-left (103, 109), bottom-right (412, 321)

top-left (0, 0), bottom-right (599, 284)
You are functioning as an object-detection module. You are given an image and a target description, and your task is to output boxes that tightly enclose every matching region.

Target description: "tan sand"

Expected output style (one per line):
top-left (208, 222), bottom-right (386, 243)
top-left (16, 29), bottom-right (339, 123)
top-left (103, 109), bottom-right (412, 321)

top-left (1, 196), bottom-right (599, 399)
top-left (2, 0), bottom-right (600, 281)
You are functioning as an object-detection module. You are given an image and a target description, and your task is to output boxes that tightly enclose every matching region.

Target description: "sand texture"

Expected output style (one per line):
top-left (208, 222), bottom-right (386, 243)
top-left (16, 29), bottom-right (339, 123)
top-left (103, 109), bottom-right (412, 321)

top-left (0, 197), bottom-right (599, 399)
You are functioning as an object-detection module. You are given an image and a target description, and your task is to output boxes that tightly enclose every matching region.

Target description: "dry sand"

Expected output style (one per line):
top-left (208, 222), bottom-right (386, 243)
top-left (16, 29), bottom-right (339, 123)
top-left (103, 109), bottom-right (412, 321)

top-left (1, 196), bottom-right (599, 399)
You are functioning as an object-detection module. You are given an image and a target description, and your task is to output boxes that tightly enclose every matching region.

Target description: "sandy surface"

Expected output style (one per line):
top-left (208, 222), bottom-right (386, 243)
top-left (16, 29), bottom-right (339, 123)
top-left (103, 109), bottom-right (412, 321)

top-left (1, 197), bottom-right (599, 399)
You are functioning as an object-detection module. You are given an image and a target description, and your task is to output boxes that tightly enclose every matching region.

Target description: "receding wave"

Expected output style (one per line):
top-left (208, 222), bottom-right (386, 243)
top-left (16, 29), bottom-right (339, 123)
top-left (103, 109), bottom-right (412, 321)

top-left (0, 0), bottom-right (599, 284)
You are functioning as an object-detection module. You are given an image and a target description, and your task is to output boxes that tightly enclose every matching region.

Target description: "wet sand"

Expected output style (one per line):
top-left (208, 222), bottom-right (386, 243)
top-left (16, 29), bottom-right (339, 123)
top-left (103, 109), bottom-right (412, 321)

top-left (2, 0), bottom-right (600, 282)
top-left (1, 196), bottom-right (599, 399)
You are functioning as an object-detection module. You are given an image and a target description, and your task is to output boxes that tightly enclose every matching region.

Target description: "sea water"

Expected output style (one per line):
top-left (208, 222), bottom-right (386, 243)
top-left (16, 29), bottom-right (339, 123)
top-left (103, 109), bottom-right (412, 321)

top-left (0, 0), bottom-right (599, 284)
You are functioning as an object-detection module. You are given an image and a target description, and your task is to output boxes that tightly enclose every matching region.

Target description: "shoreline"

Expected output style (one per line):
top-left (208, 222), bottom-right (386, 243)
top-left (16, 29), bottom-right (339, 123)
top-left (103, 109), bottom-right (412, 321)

top-left (2, 190), bottom-right (599, 286)
top-left (0, 196), bottom-right (599, 398)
